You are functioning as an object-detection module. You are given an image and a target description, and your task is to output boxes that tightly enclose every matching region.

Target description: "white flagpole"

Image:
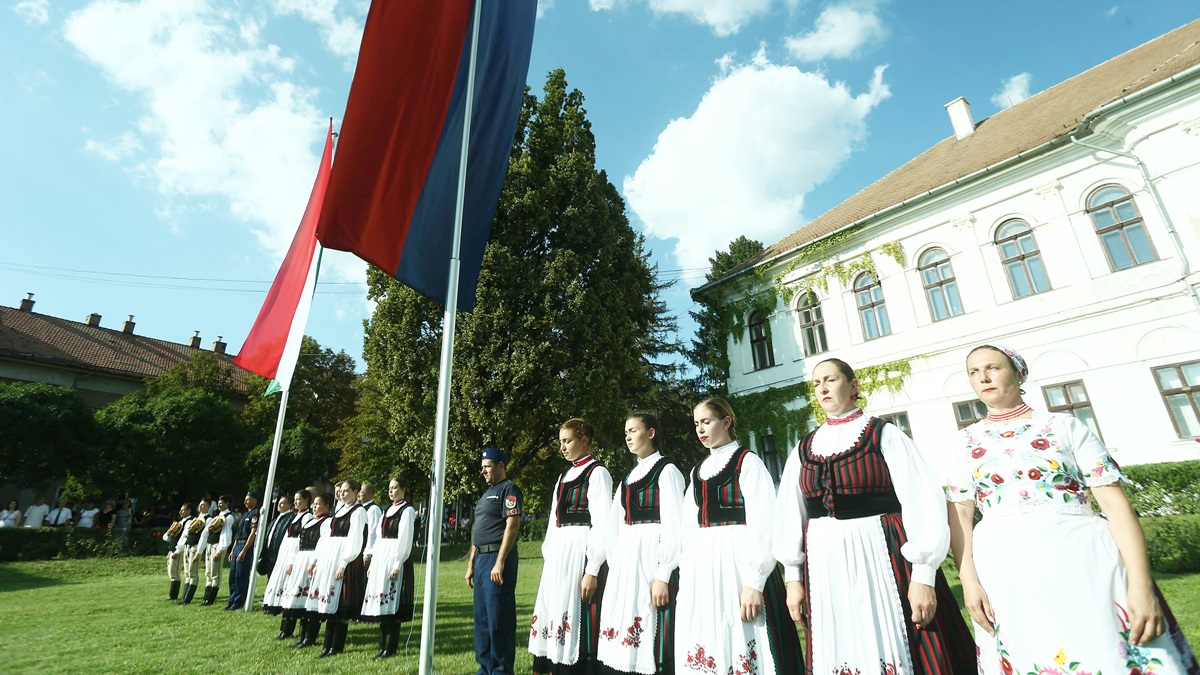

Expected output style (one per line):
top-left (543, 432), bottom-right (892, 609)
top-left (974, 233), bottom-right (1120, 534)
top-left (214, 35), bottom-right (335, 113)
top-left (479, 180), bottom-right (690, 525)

top-left (245, 386), bottom-right (289, 610)
top-left (419, 0), bottom-right (483, 671)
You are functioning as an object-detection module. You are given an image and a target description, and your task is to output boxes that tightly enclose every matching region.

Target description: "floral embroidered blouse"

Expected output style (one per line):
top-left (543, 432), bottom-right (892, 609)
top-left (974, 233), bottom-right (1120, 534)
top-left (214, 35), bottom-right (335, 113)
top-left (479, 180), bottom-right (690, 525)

top-left (945, 412), bottom-right (1127, 515)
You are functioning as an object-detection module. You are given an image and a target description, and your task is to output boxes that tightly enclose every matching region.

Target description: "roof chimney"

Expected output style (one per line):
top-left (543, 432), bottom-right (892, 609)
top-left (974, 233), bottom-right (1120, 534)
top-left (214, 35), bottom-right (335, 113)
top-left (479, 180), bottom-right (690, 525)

top-left (18, 293), bottom-right (34, 312)
top-left (212, 336), bottom-right (227, 355)
top-left (944, 96), bottom-right (976, 140)
top-left (85, 313), bottom-right (102, 328)
top-left (122, 315), bottom-right (136, 334)
top-left (189, 331), bottom-right (201, 349)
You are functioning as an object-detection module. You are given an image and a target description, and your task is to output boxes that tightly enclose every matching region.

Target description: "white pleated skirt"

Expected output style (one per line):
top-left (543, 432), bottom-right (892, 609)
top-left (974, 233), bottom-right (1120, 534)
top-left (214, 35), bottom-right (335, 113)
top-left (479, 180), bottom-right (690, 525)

top-left (597, 523), bottom-right (663, 675)
top-left (529, 526), bottom-right (590, 665)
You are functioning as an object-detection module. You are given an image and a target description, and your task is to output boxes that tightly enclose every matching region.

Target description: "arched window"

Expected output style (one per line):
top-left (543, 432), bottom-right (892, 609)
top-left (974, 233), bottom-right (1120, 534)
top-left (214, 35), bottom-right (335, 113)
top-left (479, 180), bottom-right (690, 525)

top-left (918, 248), bottom-right (964, 321)
top-left (853, 273), bottom-right (891, 340)
top-left (797, 291), bottom-right (828, 356)
top-left (996, 220), bottom-right (1051, 299)
top-left (1087, 185), bottom-right (1157, 270)
top-left (748, 311), bottom-right (775, 370)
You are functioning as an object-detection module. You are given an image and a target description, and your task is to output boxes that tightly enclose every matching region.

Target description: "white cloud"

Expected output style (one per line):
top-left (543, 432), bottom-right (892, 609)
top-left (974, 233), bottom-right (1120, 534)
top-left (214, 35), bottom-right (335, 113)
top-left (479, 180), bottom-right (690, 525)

top-left (991, 72), bottom-right (1032, 109)
top-left (272, 0), bottom-right (364, 60)
top-left (625, 50), bottom-right (890, 271)
top-left (785, 3), bottom-right (888, 61)
top-left (590, 0), bottom-right (773, 37)
top-left (13, 0), bottom-right (48, 24)
top-left (538, 0), bottom-right (557, 19)
top-left (84, 130), bottom-right (143, 161)
top-left (64, 0), bottom-right (324, 263)
top-left (1105, 6), bottom-right (1119, 19)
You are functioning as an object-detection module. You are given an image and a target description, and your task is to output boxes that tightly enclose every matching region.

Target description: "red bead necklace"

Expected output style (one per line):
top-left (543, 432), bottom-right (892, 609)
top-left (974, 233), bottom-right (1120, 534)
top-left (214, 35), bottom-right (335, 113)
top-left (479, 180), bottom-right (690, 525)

top-left (826, 408), bottom-right (864, 426)
top-left (986, 402), bottom-right (1031, 422)
top-left (572, 455), bottom-right (594, 467)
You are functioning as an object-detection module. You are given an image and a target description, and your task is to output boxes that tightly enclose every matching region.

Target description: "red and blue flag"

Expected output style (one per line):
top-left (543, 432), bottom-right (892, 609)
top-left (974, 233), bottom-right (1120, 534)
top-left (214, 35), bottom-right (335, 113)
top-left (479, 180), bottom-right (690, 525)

top-left (317, 0), bottom-right (537, 310)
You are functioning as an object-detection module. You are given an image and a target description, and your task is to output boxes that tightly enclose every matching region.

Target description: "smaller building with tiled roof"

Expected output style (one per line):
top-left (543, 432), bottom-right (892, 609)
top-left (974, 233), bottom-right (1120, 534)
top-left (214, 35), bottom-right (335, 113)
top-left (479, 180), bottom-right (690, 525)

top-left (0, 294), bottom-right (252, 408)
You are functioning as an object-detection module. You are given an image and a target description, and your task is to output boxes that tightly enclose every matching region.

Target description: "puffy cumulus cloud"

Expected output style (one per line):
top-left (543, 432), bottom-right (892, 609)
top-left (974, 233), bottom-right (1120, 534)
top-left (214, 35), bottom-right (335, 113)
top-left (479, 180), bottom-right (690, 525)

top-left (64, 0), bottom-right (327, 264)
top-left (13, 0), bottom-right (49, 24)
top-left (538, 0), bottom-right (557, 19)
top-left (271, 0), bottom-right (364, 61)
top-left (590, 0), bottom-right (773, 37)
top-left (624, 50), bottom-right (890, 271)
top-left (991, 72), bottom-right (1032, 109)
top-left (785, 3), bottom-right (888, 61)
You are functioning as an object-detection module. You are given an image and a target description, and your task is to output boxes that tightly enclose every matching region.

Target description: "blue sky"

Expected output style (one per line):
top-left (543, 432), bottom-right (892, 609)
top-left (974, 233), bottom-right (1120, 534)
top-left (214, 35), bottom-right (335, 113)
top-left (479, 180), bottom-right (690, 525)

top-left (2, 1), bottom-right (1197, 371)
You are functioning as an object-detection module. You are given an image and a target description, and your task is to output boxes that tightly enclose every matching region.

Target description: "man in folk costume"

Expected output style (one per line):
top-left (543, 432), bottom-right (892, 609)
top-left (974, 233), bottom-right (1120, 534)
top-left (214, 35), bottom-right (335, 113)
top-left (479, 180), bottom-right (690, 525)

top-left (201, 496), bottom-right (234, 606)
top-left (163, 502), bottom-right (192, 601)
top-left (178, 498), bottom-right (211, 605)
top-left (468, 448), bottom-right (524, 675)
top-left (359, 482), bottom-right (383, 572)
top-left (225, 492), bottom-right (261, 610)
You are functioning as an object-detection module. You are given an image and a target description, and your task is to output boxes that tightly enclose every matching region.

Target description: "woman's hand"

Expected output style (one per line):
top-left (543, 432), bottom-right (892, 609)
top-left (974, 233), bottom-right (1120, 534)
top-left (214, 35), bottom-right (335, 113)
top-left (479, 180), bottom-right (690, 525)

top-left (285, 564), bottom-right (293, 575)
top-left (739, 587), bottom-right (764, 623)
top-left (307, 564), bottom-right (316, 575)
top-left (961, 578), bottom-right (995, 635)
top-left (650, 580), bottom-right (669, 609)
top-left (908, 582), bottom-right (936, 629)
top-left (785, 581), bottom-right (805, 623)
top-left (334, 566), bottom-right (345, 581)
top-left (389, 569), bottom-right (400, 580)
top-left (580, 574), bottom-right (599, 603)
top-left (1126, 582), bottom-right (1166, 645)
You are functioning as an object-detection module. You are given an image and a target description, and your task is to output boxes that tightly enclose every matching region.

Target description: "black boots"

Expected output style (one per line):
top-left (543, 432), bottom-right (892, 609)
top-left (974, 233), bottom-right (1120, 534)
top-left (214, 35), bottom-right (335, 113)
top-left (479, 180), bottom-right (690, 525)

top-left (319, 621), bottom-right (347, 658)
top-left (293, 618), bottom-right (320, 648)
top-left (201, 586), bottom-right (217, 606)
top-left (176, 583), bottom-right (197, 605)
top-left (374, 621), bottom-right (399, 659)
top-left (167, 580), bottom-right (180, 601)
top-left (277, 617), bottom-right (296, 640)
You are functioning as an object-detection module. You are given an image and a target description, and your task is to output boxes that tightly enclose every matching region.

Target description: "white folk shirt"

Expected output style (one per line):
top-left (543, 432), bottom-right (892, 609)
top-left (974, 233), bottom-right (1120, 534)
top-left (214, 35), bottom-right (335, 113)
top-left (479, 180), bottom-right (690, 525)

top-left (542, 457), bottom-right (613, 577)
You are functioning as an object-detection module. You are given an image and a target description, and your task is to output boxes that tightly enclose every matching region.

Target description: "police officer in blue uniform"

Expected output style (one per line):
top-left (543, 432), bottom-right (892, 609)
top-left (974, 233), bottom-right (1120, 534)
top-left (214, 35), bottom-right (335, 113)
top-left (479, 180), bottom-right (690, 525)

top-left (225, 491), bottom-right (261, 611)
top-left (467, 447), bottom-right (522, 675)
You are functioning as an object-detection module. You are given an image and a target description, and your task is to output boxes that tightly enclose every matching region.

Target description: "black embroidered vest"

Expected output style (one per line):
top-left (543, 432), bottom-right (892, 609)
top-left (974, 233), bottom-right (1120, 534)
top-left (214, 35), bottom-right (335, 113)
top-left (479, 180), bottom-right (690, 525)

top-left (298, 516), bottom-right (326, 552)
top-left (692, 448), bottom-right (752, 528)
top-left (799, 416), bottom-right (901, 520)
top-left (381, 503), bottom-right (411, 539)
top-left (286, 511), bottom-right (309, 538)
top-left (556, 461), bottom-right (604, 527)
top-left (622, 456), bottom-right (676, 525)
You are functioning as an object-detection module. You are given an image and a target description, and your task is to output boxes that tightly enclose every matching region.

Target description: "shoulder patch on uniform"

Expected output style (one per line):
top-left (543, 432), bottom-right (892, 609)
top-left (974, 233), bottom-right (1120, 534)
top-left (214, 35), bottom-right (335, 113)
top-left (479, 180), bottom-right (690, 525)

top-left (504, 496), bottom-right (517, 510)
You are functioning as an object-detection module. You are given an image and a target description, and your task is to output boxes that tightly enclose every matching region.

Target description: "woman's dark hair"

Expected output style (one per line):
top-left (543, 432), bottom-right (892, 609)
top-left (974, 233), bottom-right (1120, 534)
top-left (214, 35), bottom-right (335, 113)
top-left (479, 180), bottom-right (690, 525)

top-left (561, 418), bottom-right (596, 444)
top-left (7, 500), bottom-right (18, 510)
top-left (314, 493), bottom-right (335, 509)
top-left (816, 357), bottom-right (856, 381)
top-left (293, 490), bottom-right (313, 507)
top-left (696, 397), bottom-right (738, 440)
top-left (342, 479), bottom-right (362, 493)
top-left (390, 476), bottom-right (411, 499)
top-left (627, 412), bottom-right (661, 449)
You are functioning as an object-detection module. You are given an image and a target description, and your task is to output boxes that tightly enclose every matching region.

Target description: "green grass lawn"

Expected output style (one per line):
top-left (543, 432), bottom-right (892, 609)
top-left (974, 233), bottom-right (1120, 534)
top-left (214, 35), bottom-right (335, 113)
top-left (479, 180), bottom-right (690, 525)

top-left (1, 544), bottom-right (1197, 674)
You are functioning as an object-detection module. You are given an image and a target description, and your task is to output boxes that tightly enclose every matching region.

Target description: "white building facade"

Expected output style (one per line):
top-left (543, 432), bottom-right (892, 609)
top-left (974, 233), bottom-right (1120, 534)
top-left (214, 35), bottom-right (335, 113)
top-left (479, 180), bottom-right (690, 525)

top-left (699, 21), bottom-right (1200, 474)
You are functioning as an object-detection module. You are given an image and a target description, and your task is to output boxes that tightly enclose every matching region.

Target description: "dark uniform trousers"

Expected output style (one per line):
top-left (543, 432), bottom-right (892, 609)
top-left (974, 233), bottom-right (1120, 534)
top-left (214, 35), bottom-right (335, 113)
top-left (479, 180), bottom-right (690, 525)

top-left (473, 548), bottom-right (519, 675)
top-left (227, 541), bottom-right (250, 608)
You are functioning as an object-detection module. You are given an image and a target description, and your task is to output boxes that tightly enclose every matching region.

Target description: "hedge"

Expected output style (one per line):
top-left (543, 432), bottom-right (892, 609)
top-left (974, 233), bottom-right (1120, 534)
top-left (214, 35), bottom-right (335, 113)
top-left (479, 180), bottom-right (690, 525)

top-left (0, 527), bottom-right (169, 562)
top-left (1123, 459), bottom-right (1200, 517)
top-left (1142, 514), bottom-right (1200, 574)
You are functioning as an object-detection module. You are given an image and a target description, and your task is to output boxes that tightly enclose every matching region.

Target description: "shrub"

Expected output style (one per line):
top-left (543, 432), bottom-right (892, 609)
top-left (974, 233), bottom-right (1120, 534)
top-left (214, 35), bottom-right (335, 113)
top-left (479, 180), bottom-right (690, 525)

top-left (519, 518), bottom-right (548, 542)
top-left (0, 527), bottom-right (168, 562)
top-left (1123, 460), bottom-right (1200, 516)
top-left (1142, 514), bottom-right (1200, 574)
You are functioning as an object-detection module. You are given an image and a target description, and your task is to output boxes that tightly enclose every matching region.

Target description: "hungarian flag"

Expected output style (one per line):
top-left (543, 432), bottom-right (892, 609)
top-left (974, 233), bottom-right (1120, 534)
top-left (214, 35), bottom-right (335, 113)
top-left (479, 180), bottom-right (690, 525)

top-left (233, 123), bottom-right (333, 394)
top-left (316, 0), bottom-right (537, 310)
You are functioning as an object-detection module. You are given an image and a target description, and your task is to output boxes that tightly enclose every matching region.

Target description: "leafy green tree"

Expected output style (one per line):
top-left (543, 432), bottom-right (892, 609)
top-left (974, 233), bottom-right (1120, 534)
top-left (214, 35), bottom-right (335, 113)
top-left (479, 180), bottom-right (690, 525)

top-left (243, 422), bottom-right (338, 492)
top-left (241, 335), bottom-right (359, 444)
top-left (93, 388), bottom-right (251, 501)
top-left (343, 69), bottom-right (681, 512)
top-left (687, 235), bottom-right (765, 397)
top-left (146, 350), bottom-right (243, 398)
top-left (0, 382), bottom-right (95, 487)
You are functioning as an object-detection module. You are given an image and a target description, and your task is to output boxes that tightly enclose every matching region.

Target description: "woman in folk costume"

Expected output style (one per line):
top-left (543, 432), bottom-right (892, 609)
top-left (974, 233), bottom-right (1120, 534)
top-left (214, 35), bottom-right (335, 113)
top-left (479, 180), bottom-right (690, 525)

top-left (360, 476), bottom-right (417, 660)
top-left (595, 412), bottom-right (684, 675)
top-left (307, 480), bottom-right (367, 658)
top-left (676, 398), bottom-right (802, 675)
top-left (772, 358), bottom-right (974, 675)
top-left (530, 418), bottom-right (614, 675)
top-left (947, 345), bottom-right (1198, 675)
top-left (263, 490), bottom-right (312, 640)
top-left (285, 492), bottom-right (331, 649)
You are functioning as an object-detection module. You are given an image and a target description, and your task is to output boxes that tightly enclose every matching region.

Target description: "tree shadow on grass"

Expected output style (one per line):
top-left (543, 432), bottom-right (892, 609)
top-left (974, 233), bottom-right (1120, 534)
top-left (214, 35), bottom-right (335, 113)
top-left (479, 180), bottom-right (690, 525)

top-left (0, 567), bottom-right (70, 593)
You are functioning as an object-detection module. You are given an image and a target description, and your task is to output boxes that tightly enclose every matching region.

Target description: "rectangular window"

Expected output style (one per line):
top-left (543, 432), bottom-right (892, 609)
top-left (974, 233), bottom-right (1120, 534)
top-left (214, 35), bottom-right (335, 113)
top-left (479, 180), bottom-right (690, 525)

top-left (878, 412), bottom-right (912, 438)
top-left (759, 434), bottom-right (782, 483)
top-left (954, 400), bottom-right (988, 429)
top-left (1042, 380), bottom-right (1103, 441)
top-left (748, 314), bottom-right (775, 371)
top-left (1152, 361), bottom-right (1200, 438)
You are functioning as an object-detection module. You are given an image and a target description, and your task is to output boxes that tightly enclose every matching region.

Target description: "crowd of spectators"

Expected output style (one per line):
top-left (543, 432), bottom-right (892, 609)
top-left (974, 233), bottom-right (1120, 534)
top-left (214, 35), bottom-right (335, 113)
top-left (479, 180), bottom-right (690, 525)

top-left (0, 494), bottom-right (246, 538)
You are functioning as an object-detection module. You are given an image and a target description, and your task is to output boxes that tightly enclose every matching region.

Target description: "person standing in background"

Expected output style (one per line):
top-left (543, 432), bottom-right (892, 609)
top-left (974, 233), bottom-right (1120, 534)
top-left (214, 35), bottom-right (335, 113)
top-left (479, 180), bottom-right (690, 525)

top-left (47, 499), bottom-right (73, 527)
top-left (23, 496), bottom-right (49, 528)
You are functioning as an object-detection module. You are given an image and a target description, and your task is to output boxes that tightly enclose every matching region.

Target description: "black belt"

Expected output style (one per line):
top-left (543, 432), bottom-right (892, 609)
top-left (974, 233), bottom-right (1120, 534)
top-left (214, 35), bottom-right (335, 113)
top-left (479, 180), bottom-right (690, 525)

top-left (805, 493), bottom-right (902, 520)
top-left (234, 538), bottom-right (248, 544)
top-left (476, 543), bottom-right (502, 554)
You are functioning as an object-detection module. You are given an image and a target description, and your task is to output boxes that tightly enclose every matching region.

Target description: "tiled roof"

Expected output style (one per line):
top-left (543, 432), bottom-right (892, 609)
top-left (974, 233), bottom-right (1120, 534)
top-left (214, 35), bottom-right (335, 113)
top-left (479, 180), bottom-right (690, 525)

top-left (703, 19), bottom-right (1200, 291)
top-left (0, 305), bottom-right (253, 393)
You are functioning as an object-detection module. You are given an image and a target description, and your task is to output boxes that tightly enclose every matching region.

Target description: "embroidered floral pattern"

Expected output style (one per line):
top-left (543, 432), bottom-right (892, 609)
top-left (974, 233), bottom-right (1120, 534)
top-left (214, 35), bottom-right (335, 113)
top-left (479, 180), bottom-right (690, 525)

top-left (733, 640), bottom-right (759, 675)
top-left (600, 626), bottom-right (619, 641)
top-left (554, 611), bottom-right (572, 645)
top-left (833, 664), bottom-right (862, 675)
top-left (621, 616), bottom-right (644, 647)
top-left (685, 645), bottom-right (718, 674)
top-left (1117, 603), bottom-right (1165, 675)
top-left (880, 661), bottom-right (900, 675)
